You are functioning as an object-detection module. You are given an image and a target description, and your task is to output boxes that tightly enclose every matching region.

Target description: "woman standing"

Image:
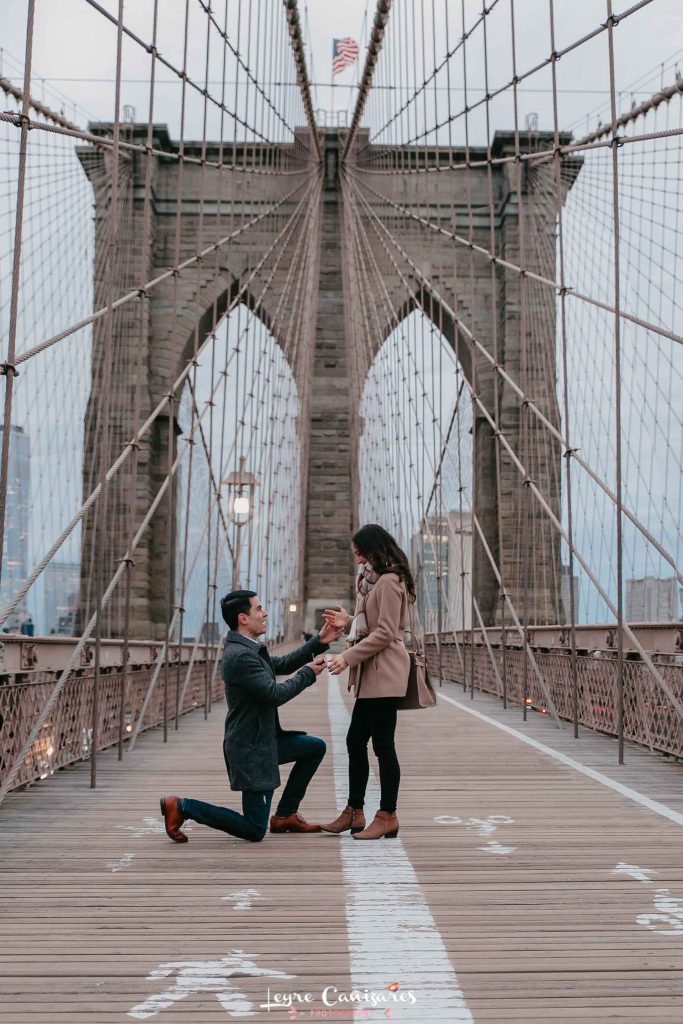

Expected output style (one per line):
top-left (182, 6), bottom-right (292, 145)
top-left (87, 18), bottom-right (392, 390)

top-left (322, 524), bottom-right (414, 840)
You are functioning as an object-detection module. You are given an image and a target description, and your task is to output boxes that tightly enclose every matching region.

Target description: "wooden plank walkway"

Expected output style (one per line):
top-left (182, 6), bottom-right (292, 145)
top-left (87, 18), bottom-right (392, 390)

top-left (1, 670), bottom-right (683, 1022)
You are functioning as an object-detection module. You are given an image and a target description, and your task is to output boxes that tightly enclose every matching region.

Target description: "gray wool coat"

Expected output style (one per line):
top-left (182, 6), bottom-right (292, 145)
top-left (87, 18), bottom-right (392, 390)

top-left (221, 630), bottom-right (328, 792)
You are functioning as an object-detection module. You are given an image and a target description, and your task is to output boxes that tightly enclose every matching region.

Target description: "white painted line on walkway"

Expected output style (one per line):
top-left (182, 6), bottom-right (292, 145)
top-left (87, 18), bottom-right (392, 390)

top-left (438, 692), bottom-right (683, 828)
top-left (327, 675), bottom-right (473, 1022)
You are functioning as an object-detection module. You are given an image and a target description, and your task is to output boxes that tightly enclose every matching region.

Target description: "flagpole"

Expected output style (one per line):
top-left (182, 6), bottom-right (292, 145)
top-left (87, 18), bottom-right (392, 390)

top-left (331, 40), bottom-right (336, 126)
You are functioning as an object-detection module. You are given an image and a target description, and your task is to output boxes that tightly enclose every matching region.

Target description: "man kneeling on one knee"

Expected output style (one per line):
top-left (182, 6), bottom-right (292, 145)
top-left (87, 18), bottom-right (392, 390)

top-left (160, 590), bottom-right (343, 842)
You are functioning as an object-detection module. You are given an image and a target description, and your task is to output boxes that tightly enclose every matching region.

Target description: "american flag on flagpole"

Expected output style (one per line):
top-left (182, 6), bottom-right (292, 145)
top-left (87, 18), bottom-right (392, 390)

top-left (332, 37), bottom-right (360, 76)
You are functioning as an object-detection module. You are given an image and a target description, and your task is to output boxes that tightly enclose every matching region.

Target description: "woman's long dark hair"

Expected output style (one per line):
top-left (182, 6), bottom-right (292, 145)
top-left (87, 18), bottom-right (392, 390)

top-left (352, 523), bottom-right (416, 602)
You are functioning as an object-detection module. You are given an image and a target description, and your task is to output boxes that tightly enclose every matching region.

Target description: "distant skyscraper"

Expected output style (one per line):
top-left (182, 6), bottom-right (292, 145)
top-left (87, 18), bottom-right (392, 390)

top-left (561, 564), bottom-right (580, 625)
top-left (411, 514), bottom-right (449, 634)
top-left (446, 510), bottom-right (472, 632)
top-left (411, 511), bottom-right (473, 633)
top-left (43, 561), bottom-right (80, 635)
top-left (626, 576), bottom-right (682, 622)
top-left (0, 425), bottom-right (30, 629)
top-left (199, 620), bottom-right (222, 644)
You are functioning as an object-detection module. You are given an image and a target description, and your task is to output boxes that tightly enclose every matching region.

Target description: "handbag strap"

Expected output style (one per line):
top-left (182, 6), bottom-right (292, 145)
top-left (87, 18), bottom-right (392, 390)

top-left (405, 598), bottom-right (425, 656)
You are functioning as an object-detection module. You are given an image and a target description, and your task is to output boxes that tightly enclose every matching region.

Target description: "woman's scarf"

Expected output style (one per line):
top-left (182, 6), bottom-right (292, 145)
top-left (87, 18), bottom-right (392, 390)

top-left (352, 562), bottom-right (400, 641)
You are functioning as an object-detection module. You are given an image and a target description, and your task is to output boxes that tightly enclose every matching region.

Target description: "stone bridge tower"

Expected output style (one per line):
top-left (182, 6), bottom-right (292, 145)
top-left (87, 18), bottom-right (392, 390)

top-left (78, 125), bottom-right (578, 637)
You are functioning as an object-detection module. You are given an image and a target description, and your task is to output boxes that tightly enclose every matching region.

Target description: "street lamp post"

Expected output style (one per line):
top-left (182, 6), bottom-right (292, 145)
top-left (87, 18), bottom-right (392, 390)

top-left (223, 456), bottom-right (258, 589)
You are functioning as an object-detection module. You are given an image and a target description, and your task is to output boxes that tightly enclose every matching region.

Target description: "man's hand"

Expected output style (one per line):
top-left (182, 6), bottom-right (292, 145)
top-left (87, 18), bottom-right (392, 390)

top-left (318, 618), bottom-right (345, 644)
top-left (326, 653), bottom-right (348, 676)
top-left (322, 605), bottom-right (352, 634)
top-left (306, 655), bottom-right (327, 677)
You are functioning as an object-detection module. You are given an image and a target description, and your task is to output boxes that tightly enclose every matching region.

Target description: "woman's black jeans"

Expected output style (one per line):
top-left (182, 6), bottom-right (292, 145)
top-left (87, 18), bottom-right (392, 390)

top-left (346, 696), bottom-right (401, 814)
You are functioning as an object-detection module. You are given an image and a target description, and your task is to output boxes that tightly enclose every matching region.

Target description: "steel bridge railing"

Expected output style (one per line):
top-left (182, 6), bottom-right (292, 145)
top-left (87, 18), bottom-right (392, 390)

top-left (0, 637), bottom-right (223, 794)
top-left (426, 624), bottom-right (683, 760)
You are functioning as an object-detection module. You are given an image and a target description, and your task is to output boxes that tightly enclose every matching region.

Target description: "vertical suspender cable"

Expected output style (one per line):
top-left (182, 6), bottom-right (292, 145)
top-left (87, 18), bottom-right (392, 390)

top-left (605, 0), bottom-right (626, 764)
top-left (163, 0), bottom-right (191, 745)
top-left (118, 0), bottom-right (160, 760)
top-left (548, 0), bottom-right (580, 739)
top-left (91, 0), bottom-right (126, 788)
top-left (0, 0), bottom-right (35, 591)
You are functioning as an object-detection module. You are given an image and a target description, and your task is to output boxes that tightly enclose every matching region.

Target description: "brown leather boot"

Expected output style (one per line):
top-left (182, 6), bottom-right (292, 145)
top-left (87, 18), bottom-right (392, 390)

top-left (269, 812), bottom-right (322, 834)
top-left (320, 805), bottom-right (366, 834)
top-left (160, 796), bottom-right (189, 843)
top-left (352, 810), bottom-right (399, 840)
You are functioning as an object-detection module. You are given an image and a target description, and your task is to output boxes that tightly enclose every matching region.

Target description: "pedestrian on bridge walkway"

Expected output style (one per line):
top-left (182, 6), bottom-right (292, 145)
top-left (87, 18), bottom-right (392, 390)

top-left (323, 524), bottom-right (414, 841)
top-left (160, 590), bottom-right (343, 844)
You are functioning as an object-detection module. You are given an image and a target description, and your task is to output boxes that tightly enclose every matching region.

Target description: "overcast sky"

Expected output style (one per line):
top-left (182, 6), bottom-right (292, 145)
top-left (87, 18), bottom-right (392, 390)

top-left (1, 1), bottom-right (682, 141)
top-left (2, 0), bottom-right (681, 629)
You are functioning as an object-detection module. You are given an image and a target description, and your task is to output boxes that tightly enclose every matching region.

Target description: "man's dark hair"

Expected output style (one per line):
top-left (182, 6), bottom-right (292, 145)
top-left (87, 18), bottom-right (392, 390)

top-left (220, 589), bottom-right (257, 630)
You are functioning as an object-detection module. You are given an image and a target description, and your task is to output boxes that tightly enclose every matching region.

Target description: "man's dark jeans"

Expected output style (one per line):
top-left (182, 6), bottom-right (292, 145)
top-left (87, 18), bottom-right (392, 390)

top-left (179, 733), bottom-right (326, 841)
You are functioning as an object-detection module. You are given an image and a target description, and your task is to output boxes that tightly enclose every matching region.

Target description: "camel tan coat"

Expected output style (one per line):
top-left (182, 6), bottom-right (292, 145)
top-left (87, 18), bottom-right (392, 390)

top-left (343, 572), bottom-right (411, 699)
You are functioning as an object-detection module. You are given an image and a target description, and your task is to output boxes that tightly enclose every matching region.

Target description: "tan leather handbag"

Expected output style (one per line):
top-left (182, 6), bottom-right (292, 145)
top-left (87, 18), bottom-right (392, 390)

top-left (398, 627), bottom-right (436, 710)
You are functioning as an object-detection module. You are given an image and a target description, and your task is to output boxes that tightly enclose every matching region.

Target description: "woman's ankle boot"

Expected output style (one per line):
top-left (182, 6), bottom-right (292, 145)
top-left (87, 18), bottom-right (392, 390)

top-left (320, 805), bottom-right (366, 834)
top-left (352, 810), bottom-right (399, 840)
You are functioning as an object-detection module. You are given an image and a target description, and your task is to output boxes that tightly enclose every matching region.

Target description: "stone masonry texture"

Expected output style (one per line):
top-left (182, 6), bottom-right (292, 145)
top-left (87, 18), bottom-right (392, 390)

top-left (78, 126), bottom-right (579, 638)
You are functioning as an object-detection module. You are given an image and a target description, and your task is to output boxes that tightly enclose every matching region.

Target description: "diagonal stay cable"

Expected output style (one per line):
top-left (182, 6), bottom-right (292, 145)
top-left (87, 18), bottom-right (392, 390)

top-left (0, 167), bottom-right (322, 782)
top-left (345, 165), bottom-right (683, 348)
top-left (0, 171), bottom-right (321, 628)
top-left (13, 176), bottom-right (311, 367)
top-left (344, 179), bottom-right (561, 721)
top-left (345, 170), bottom-right (683, 719)
top-left (0, 167), bottom-right (321, 789)
top-left (343, 168), bottom-right (683, 586)
top-left (342, 0), bottom-right (393, 161)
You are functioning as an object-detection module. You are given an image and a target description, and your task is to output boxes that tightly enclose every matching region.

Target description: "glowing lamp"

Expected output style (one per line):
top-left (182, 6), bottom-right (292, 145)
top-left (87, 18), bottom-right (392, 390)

top-left (223, 456), bottom-right (258, 526)
top-left (232, 495), bottom-right (250, 518)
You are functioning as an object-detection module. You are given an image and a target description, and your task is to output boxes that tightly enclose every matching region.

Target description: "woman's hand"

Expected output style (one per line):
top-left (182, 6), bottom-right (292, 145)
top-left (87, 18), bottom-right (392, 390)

top-left (318, 619), bottom-right (344, 645)
top-left (326, 653), bottom-right (348, 676)
top-left (322, 605), bottom-right (352, 632)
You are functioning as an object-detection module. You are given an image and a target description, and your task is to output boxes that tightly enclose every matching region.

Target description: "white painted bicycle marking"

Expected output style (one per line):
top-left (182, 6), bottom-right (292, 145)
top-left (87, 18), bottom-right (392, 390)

top-left (612, 862), bottom-right (656, 884)
top-left (116, 817), bottom-right (193, 838)
top-left (610, 863), bottom-right (683, 938)
top-left (222, 888), bottom-right (264, 911)
top-left (127, 952), bottom-right (294, 1019)
top-left (480, 840), bottom-right (516, 855)
top-left (434, 814), bottom-right (517, 854)
top-left (636, 889), bottom-right (683, 936)
top-left (106, 852), bottom-right (135, 873)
